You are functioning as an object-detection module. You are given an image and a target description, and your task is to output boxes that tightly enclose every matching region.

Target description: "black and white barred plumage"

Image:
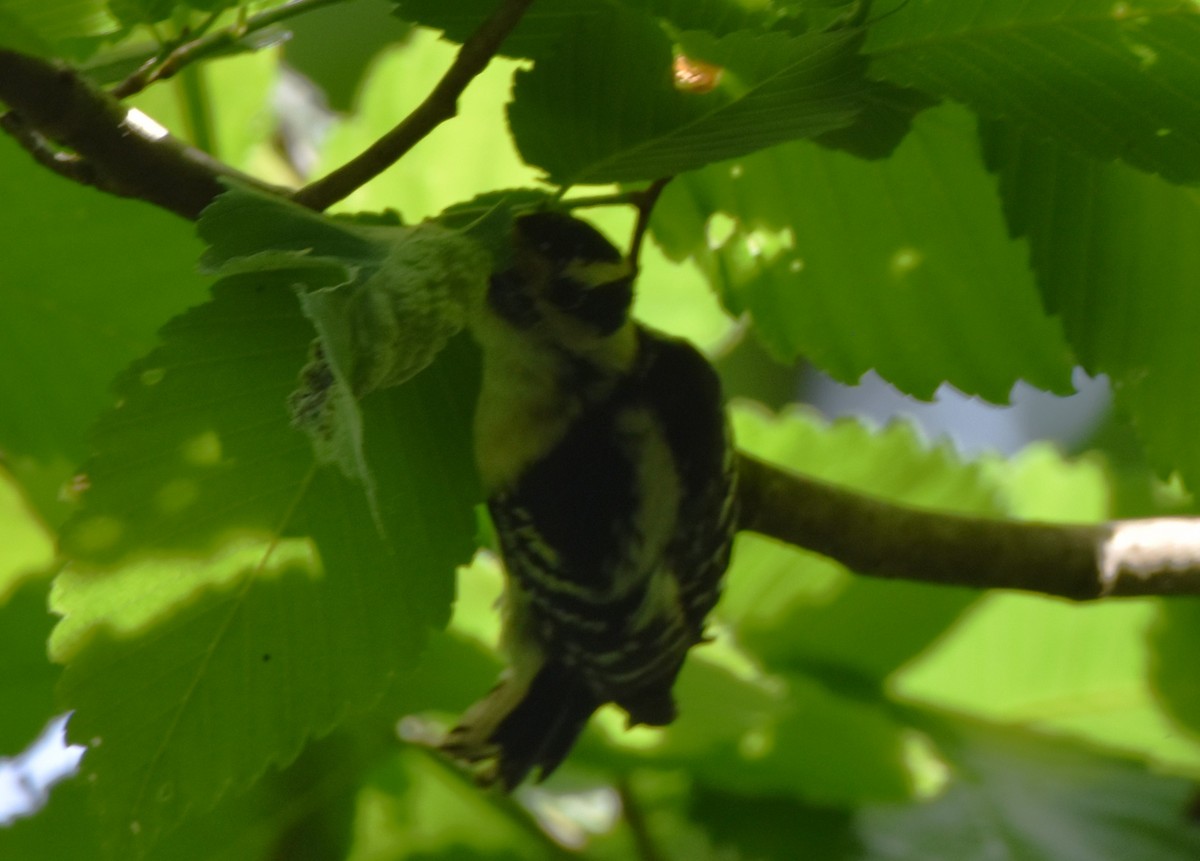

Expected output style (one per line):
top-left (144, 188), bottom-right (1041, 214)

top-left (441, 212), bottom-right (737, 789)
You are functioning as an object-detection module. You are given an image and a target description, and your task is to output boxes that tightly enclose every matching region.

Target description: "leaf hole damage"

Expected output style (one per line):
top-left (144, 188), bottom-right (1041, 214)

top-left (673, 54), bottom-right (724, 94)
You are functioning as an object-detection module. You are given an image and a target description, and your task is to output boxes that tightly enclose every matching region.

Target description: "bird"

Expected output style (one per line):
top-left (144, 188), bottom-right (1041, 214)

top-left (441, 210), bottom-right (738, 789)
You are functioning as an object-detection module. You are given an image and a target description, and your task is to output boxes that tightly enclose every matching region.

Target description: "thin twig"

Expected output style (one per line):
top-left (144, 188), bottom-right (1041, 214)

top-left (618, 776), bottom-right (667, 861)
top-left (627, 177), bottom-right (671, 272)
top-left (292, 0), bottom-right (536, 211)
top-left (111, 0), bottom-right (350, 99)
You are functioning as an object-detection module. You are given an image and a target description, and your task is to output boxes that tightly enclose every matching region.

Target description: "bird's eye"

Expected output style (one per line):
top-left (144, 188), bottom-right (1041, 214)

top-left (516, 212), bottom-right (624, 265)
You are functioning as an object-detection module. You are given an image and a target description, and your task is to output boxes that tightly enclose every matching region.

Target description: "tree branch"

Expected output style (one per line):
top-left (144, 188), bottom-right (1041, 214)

top-left (738, 454), bottom-right (1200, 601)
top-left (0, 0), bottom-right (532, 219)
top-left (291, 0), bottom-right (535, 211)
top-left (0, 49), bottom-right (286, 219)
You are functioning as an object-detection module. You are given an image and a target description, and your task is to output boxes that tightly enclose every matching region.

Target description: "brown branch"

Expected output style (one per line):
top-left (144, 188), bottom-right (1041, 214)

top-left (0, 49), bottom-right (286, 220)
top-left (291, 0), bottom-right (536, 211)
top-left (738, 454), bottom-right (1200, 601)
top-left (627, 177), bottom-right (671, 272)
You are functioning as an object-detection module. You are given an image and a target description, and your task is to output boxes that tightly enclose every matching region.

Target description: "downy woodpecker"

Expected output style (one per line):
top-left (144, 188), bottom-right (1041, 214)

top-left (442, 211), bottom-right (737, 788)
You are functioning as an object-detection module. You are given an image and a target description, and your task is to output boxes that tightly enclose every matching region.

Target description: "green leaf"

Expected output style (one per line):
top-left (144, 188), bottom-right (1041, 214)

top-left (898, 595), bottom-right (1200, 770)
top-left (0, 135), bottom-right (209, 465)
top-left (395, 0), bottom-right (779, 57)
top-left (633, 0), bottom-right (783, 35)
top-left (56, 273), bottom-right (478, 613)
top-left (57, 275), bottom-right (317, 568)
top-left (689, 787), bottom-right (860, 860)
top-left (657, 102), bottom-right (1075, 401)
top-left (508, 5), bottom-right (864, 185)
top-left (3, 632), bottom-right (496, 861)
top-left (198, 184), bottom-right (391, 269)
top-left (197, 187), bottom-right (486, 512)
top-left (0, 580), bottom-right (58, 757)
top-left (52, 277), bottom-right (479, 853)
top-left (0, 7), bottom-right (49, 54)
top-left (283, 0), bottom-right (414, 112)
top-left (345, 747), bottom-right (559, 860)
top-left (0, 468), bottom-right (55, 602)
top-left (858, 715), bottom-right (1200, 860)
top-left (58, 551), bottom-right (378, 856)
top-left (677, 667), bottom-right (914, 804)
top-left (181, 0), bottom-right (235, 13)
top-left (392, 0), bottom-right (608, 59)
top-left (107, 0), bottom-right (175, 27)
top-left (983, 120), bottom-right (1200, 491)
top-left (0, 0), bottom-right (120, 55)
top-left (0, 778), bottom-right (101, 860)
top-left (1148, 600), bottom-right (1200, 748)
top-left (56, 395), bottom-right (478, 856)
top-left (865, 0), bottom-right (1200, 184)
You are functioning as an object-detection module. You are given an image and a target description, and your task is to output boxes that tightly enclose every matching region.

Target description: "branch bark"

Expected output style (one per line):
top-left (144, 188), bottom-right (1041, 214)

top-left (738, 454), bottom-right (1200, 601)
top-left (0, 49), bottom-right (285, 219)
top-left (1, 0), bottom-right (535, 217)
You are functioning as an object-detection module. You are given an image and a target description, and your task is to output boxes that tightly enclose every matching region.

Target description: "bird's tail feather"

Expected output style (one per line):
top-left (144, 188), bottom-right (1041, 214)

top-left (440, 661), bottom-right (598, 790)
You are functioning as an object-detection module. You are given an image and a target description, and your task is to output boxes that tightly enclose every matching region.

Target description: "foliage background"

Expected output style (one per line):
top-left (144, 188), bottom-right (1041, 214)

top-left (3, 0), bottom-right (1200, 858)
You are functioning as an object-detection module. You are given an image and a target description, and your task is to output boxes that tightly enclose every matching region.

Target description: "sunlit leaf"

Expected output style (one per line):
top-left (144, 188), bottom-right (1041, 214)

top-left (857, 714), bottom-right (1200, 860)
top-left (984, 120), bottom-right (1200, 492)
top-left (1148, 600), bottom-right (1200, 755)
top-left (655, 102), bottom-right (1074, 401)
top-left (0, 0), bottom-right (120, 56)
top-left (866, 0), bottom-right (1200, 183)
